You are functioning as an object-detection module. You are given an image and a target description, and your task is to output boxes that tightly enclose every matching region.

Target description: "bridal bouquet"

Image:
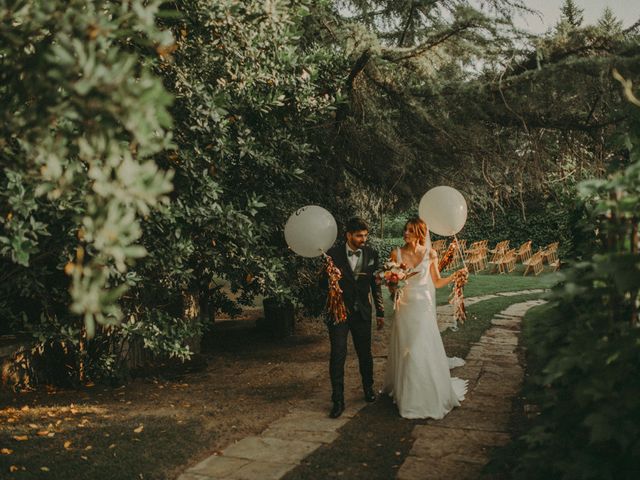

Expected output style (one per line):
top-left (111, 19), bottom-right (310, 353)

top-left (375, 261), bottom-right (417, 309)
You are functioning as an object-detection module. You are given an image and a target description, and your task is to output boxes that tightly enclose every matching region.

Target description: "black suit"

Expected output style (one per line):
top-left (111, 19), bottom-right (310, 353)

top-left (323, 243), bottom-right (385, 402)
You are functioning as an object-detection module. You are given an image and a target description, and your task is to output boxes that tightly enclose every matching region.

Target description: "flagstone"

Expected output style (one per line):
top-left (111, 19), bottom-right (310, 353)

top-left (178, 473), bottom-right (214, 480)
top-left (397, 455), bottom-right (483, 480)
top-left (186, 455), bottom-right (250, 477)
top-left (226, 460), bottom-right (296, 480)
top-left (265, 410), bottom-right (349, 433)
top-left (222, 436), bottom-right (320, 464)
top-left (261, 426), bottom-right (339, 444)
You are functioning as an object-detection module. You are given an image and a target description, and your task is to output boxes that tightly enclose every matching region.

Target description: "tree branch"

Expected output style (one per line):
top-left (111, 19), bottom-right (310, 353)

top-left (382, 20), bottom-right (477, 63)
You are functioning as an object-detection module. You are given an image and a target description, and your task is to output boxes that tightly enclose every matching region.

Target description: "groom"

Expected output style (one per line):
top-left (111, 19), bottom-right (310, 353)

top-left (323, 217), bottom-right (385, 418)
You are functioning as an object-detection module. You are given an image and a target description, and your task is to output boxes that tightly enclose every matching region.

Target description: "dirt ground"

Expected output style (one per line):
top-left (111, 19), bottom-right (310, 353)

top-left (0, 312), bottom-right (382, 479)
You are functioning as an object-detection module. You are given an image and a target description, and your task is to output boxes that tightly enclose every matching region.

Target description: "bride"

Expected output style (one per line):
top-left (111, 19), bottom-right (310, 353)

top-left (384, 217), bottom-right (468, 419)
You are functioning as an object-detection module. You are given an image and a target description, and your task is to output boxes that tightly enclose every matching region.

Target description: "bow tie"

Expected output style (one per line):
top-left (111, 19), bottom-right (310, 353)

top-left (348, 249), bottom-right (362, 257)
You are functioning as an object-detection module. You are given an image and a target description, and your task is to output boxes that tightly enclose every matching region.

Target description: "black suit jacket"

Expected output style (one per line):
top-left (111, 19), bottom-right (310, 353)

top-left (324, 244), bottom-right (384, 321)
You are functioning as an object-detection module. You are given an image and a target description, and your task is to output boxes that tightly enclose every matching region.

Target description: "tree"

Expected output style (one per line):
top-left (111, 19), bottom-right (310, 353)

top-left (0, 0), bottom-right (175, 380)
top-left (597, 7), bottom-right (623, 37)
top-left (558, 0), bottom-right (584, 30)
top-left (1, 0), bottom-right (342, 385)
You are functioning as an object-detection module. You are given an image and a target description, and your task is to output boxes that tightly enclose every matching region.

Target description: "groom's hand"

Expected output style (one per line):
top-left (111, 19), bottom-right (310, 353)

top-left (376, 316), bottom-right (385, 330)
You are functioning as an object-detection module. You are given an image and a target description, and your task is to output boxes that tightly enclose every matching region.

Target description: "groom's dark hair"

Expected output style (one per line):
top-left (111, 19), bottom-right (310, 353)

top-left (345, 217), bottom-right (369, 233)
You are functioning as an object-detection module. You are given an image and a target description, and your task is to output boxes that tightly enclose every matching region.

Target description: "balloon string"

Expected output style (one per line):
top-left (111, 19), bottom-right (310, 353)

top-left (453, 233), bottom-right (467, 269)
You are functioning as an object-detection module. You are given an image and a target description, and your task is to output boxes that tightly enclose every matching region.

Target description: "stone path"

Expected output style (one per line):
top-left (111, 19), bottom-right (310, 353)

top-left (397, 299), bottom-right (546, 480)
top-left (177, 294), bottom-right (545, 480)
top-left (436, 289), bottom-right (544, 332)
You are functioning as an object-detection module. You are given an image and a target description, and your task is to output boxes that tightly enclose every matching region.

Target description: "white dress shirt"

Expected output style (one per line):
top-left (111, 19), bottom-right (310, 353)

top-left (346, 244), bottom-right (362, 271)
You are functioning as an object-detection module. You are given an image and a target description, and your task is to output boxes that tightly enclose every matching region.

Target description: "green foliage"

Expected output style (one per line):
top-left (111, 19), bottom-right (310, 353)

top-left (513, 92), bottom-right (640, 478)
top-left (1, 0), bottom-right (341, 384)
top-left (0, 0), bottom-right (174, 336)
top-left (139, 0), bottom-right (339, 312)
top-left (558, 0), bottom-right (584, 30)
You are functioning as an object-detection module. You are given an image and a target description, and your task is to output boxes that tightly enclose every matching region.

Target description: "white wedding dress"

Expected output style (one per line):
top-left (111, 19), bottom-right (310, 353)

top-left (384, 247), bottom-right (468, 419)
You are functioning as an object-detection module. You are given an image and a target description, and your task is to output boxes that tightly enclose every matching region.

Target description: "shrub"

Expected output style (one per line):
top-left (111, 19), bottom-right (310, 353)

top-left (512, 92), bottom-right (640, 478)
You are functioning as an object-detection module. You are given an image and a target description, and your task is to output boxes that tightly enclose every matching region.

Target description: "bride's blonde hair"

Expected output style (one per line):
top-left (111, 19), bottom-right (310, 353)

top-left (404, 217), bottom-right (427, 246)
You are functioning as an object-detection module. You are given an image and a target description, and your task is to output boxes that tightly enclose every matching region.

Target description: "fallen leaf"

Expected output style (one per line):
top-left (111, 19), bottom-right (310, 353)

top-left (13, 435), bottom-right (28, 441)
top-left (41, 466), bottom-right (50, 472)
top-left (1, 448), bottom-right (13, 455)
top-left (21, 406), bottom-right (30, 411)
top-left (29, 423), bottom-right (39, 429)
top-left (108, 444), bottom-right (116, 449)
top-left (80, 455), bottom-right (88, 460)
top-left (133, 425), bottom-right (144, 434)
top-left (64, 441), bottom-right (72, 449)
top-left (9, 465), bottom-right (19, 472)
top-left (85, 445), bottom-right (92, 450)
top-left (7, 418), bottom-right (16, 423)
top-left (37, 431), bottom-right (50, 436)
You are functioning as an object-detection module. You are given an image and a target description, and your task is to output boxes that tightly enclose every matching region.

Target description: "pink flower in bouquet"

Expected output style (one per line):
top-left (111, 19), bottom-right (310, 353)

top-left (376, 261), bottom-right (417, 309)
top-left (376, 261), bottom-right (415, 289)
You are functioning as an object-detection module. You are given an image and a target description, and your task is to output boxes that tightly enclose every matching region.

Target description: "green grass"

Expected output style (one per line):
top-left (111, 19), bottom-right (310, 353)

top-left (442, 293), bottom-right (544, 359)
top-left (381, 269), bottom-right (557, 314)
top-left (436, 270), bottom-right (559, 305)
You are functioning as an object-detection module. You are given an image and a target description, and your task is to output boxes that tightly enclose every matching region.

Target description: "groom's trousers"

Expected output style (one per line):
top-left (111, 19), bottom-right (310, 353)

top-left (328, 311), bottom-right (374, 402)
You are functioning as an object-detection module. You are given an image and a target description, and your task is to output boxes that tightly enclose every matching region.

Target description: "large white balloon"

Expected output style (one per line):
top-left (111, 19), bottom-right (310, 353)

top-left (284, 206), bottom-right (337, 257)
top-left (418, 186), bottom-right (468, 236)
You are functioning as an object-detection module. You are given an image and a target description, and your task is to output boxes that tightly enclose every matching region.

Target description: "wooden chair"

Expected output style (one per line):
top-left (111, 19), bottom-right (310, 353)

top-left (466, 249), bottom-right (485, 274)
top-left (500, 248), bottom-right (517, 273)
top-left (488, 248), bottom-right (507, 273)
top-left (523, 250), bottom-right (544, 276)
top-left (542, 244), bottom-right (560, 271)
top-left (516, 240), bottom-right (532, 264)
top-left (432, 239), bottom-right (447, 256)
top-left (466, 240), bottom-right (488, 271)
top-left (541, 242), bottom-right (559, 264)
top-left (489, 240), bottom-right (510, 256)
top-left (487, 240), bottom-right (509, 273)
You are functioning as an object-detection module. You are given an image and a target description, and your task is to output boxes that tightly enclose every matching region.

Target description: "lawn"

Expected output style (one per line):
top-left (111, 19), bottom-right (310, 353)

top-left (435, 270), bottom-right (559, 305)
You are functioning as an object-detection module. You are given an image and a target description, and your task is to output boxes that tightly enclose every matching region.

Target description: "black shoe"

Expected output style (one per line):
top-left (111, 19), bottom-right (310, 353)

top-left (364, 388), bottom-right (377, 403)
top-left (329, 400), bottom-right (345, 418)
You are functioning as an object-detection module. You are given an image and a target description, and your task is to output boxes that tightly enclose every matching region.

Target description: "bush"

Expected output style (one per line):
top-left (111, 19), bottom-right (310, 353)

top-left (511, 111), bottom-right (640, 478)
top-left (368, 236), bottom-right (403, 262)
top-left (383, 198), bottom-right (581, 260)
